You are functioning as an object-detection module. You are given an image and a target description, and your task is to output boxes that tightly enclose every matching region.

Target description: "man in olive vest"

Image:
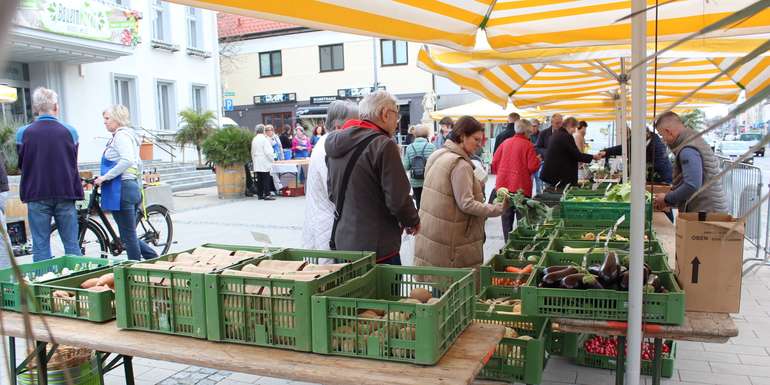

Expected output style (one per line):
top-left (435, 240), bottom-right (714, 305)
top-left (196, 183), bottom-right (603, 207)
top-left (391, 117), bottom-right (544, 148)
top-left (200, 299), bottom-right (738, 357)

top-left (653, 112), bottom-right (728, 213)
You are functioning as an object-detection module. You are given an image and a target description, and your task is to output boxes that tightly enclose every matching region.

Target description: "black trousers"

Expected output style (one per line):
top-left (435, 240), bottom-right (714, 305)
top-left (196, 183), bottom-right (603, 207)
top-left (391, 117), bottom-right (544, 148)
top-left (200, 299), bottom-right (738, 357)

top-left (413, 187), bottom-right (423, 209)
top-left (255, 172), bottom-right (273, 198)
top-left (501, 206), bottom-right (526, 242)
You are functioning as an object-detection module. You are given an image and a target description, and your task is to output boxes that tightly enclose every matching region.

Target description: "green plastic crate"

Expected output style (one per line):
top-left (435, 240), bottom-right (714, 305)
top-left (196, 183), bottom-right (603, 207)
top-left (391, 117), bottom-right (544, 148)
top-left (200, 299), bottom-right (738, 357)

top-left (480, 252), bottom-right (541, 290)
top-left (114, 244), bottom-right (282, 339)
top-left (503, 238), bottom-right (551, 253)
top-left (574, 334), bottom-right (675, 378)
top-left (539, 251), bottom-right (672, 273)
top-left (560, 199), bottom-right (652, 221)
top-left (521, 264), bottom-right (684, 324)
top-left (205, 248), bottom-right (375, 351)
top-left (1, 256), bottom-right (116, 312)
top-left (548, 331), bottom-right (580, 358)
top-left (557, 228), bottom-right (657, 243)
top-left (547, 239), bottom-right (664, 256)
top-left (474, 287), bottom-right (549, 384)
top-left (564, 185), bottom-right (614, 199)
top-left (312, 265), bottom-right (475, 365)
top-left (561, 218), bottom-right (651, 230)
top-left (32, 268), bottom-right (116, 322)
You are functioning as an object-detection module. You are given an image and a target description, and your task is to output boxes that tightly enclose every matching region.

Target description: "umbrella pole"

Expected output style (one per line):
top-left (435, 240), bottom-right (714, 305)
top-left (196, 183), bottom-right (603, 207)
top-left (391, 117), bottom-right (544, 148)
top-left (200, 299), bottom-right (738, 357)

top-left (626, 0), bottom-right (647, 384)
top-left (620, 79), bottom-right (629, 183)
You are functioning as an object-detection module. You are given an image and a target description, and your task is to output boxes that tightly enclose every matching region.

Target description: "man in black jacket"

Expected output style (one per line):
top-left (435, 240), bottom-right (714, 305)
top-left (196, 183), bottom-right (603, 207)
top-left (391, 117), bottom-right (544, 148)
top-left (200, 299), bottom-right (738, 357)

top-left (492, 112), bottom-right (520, 155)
top-left (533, 114), bottom-right (562, 194)
top-left (541, 117), bottom-right (603, 188)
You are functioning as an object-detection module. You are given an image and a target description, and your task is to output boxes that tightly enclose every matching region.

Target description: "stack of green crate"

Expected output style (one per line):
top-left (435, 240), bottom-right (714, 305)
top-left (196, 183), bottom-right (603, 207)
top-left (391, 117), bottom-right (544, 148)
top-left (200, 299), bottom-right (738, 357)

top-left (560, 197), bottom-right (652, 221)
top-left (114, 244), bottom-right (282, 338)
top-left (205, 249), bottom-right (375, 351)
top-left (474, 286), bottom-right (550, 384)
top-left (312, 265), bottom-right (475, 365)
top-left (0, 256), bottom-right (117, 313)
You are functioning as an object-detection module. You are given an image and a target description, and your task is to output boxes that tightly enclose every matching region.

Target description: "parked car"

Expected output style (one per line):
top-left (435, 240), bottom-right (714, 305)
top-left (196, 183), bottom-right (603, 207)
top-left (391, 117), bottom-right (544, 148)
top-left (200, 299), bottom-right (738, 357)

top-left (716, 140), bottom-right (755, 164)
top-left (739, 132), bottom-right (765, 157)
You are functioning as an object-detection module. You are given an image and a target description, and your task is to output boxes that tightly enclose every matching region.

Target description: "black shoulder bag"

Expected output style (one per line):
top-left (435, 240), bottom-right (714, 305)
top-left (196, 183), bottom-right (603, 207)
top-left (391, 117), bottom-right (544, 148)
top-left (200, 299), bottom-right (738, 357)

top-left (329, 134), bottom-right (379, 250)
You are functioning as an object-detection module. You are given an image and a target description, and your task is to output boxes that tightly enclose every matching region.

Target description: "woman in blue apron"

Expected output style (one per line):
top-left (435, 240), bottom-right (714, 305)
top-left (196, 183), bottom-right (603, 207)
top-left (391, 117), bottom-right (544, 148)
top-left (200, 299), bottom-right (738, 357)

top-left (93, 105), bottom-right (158, 261)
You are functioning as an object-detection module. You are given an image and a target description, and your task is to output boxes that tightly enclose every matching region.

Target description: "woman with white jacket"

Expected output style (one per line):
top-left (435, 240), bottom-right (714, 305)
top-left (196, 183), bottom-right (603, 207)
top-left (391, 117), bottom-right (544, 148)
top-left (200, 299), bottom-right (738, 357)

top-left (251, 124), bottom-right (276, 200)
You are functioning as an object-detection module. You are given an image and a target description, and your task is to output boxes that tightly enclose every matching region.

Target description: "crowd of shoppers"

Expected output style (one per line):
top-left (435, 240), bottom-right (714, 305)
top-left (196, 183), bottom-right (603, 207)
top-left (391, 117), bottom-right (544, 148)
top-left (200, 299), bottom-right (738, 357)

top-left (402, 125), bottom-right (436, 208)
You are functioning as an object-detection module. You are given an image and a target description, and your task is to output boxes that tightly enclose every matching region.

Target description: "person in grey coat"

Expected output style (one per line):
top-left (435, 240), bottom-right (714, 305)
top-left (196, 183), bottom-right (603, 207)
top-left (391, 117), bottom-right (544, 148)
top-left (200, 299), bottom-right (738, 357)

top-left (325, 91), bottom-right (419, 264)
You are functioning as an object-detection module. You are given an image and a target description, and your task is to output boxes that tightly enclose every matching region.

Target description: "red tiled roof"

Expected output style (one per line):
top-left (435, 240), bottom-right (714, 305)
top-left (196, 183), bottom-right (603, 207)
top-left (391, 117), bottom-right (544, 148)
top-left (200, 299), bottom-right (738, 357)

top-left (217, 14), bottom-right (301, 39)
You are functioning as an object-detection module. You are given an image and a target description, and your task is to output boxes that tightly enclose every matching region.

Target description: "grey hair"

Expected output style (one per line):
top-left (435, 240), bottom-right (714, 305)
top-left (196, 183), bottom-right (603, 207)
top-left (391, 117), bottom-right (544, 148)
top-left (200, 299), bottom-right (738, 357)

top-left (414, 124), bottom-right (431, 138)
top-left (515, 119), bottom-right (531, 134)
top-left (358, 90), bottom-right (397, 121)
top-left (255, 123), bottom-right (265, 134)
top-left (103, 105), bottom-right (131, 127)
top-left (325, 100), bottom-right (358, 132)
top-left (530, 118), bottom-right (541, 126)
top-left (32, 87), bottom-right (58, 115)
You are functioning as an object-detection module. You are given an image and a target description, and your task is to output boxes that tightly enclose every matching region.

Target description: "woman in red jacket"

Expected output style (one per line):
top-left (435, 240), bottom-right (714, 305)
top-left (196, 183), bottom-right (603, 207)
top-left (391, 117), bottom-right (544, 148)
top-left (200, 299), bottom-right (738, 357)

top-left (491, 119), bottom-right (541, 241)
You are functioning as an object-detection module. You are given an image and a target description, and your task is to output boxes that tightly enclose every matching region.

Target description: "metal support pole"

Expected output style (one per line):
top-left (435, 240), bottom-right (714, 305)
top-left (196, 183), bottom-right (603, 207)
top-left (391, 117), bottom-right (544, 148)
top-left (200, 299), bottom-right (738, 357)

top-left (9, 336), bottom-right (16, 385)
top-left (652, 338), bottom-right (663, 385)
top-left (627, 1), bottom-right (647, 384)
top-left (35, 341), bottom-right (47, 385)
top-left (619, 61), bottom-right (629, 183)
top-left (372, 37), bottom-right (379, 89)
top-left (616, 335), bottom-right (626, 385)
top-left (124, 356), bottom-right (136, 385)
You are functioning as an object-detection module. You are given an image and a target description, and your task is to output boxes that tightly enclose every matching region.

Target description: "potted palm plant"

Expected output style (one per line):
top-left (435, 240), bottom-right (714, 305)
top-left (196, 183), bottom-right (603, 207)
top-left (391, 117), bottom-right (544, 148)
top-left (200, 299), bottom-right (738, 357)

top-left (176, 109), bottom-right (216, 166)
top-left (201, 126), bottom-right (254, 199)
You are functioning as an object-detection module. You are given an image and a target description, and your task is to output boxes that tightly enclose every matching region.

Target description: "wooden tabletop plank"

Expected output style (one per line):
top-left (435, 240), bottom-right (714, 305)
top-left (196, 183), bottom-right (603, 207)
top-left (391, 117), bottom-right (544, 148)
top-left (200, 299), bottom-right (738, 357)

top-left (0, 312), bottom-right (503, 385)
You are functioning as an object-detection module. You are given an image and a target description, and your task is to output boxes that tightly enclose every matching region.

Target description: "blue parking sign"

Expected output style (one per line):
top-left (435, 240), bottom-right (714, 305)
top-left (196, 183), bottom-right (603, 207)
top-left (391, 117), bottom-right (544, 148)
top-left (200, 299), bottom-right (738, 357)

top-left (224, 99), bottom-right (234, 111)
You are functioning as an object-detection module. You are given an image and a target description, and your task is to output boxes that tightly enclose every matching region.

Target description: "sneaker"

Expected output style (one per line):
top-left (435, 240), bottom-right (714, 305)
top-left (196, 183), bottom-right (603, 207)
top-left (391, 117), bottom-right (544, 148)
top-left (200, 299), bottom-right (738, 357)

top-left (262, 196), bottom-right (276, 201)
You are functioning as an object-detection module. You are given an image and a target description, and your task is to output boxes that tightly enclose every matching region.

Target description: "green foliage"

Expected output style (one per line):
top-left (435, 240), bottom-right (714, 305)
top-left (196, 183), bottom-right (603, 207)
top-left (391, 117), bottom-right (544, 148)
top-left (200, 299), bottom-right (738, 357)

top-left (201, 127), bottom-right (254, 166)
top-left (680, 109), bottom-right (706, 132)
top-left (0, 118), bottom-right (25, 175)
top-left (176, 109), bottom-right (217, 165)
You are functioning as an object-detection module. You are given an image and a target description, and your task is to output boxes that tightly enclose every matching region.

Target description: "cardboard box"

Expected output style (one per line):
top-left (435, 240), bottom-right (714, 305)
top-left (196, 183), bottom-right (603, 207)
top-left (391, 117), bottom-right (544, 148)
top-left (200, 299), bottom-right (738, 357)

top-left (675, 212), bottom-right (744, 313)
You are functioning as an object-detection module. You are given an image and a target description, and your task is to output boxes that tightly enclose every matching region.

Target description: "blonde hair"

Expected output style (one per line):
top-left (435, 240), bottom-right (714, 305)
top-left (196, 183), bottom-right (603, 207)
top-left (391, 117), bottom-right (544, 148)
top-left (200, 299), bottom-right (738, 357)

top-left (103, 105), bottom-right (131, 127)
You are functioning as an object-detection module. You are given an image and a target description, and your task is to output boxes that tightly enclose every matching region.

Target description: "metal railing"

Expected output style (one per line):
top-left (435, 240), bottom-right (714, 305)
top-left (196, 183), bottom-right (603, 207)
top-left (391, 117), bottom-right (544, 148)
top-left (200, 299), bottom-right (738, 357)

top-left (715, 156), bottom-right (767, 274)
top-left (135, 126), bottom-right (177, 160)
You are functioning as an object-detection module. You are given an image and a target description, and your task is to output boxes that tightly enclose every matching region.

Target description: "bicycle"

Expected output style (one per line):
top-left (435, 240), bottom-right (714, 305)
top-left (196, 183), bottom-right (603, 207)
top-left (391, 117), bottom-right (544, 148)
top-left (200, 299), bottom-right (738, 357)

top-left (49, 178), bottom-right (173, 258)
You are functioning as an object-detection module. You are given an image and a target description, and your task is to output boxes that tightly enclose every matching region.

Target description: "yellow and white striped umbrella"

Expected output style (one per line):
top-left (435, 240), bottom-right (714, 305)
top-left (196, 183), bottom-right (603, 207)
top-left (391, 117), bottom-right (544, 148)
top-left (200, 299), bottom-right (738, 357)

top-left (0, 85), bottom-right (17, 104)
top-left (418, 49), bottom-right (753, 113)
top-left (172, 0), bottom-right (770, 52)
top-left (711, 56), bottom-right (770, 100)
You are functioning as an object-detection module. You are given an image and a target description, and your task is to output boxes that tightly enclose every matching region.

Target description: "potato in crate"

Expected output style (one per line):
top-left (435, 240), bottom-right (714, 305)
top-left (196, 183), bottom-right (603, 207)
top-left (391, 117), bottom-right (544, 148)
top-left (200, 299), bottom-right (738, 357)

top-left (312, 265), bottom-right (475, 365)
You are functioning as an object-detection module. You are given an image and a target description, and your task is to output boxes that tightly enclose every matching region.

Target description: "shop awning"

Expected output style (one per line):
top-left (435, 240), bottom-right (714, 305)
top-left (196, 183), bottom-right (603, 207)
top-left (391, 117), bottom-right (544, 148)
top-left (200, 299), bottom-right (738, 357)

top-left (170, 1), bottom-right (770, 53)
top-left (430, 98), bottom-right (533, 123)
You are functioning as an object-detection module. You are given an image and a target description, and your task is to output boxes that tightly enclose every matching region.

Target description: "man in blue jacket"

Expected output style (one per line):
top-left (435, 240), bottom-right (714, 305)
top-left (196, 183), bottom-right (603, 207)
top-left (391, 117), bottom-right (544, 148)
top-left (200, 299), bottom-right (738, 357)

top-left (16, 87), bottom-right (83, 261)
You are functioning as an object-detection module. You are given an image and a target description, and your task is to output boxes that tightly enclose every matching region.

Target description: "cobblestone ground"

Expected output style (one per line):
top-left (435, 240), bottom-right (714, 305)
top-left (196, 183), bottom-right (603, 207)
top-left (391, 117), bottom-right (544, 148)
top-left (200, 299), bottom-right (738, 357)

top-left (2, 178), bottom-right (770, 384)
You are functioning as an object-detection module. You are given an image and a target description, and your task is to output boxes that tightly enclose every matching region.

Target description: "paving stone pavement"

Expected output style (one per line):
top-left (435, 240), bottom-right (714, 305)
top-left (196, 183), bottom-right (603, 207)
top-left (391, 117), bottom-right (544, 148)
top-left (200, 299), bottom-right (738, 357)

top-left (1, 182), bottom-right (768, 384)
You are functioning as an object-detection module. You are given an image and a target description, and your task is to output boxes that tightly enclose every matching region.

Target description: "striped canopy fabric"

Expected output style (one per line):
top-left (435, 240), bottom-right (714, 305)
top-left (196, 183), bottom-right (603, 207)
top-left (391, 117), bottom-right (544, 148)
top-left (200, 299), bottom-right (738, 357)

top-left (171, 0), bottom-right (770, 52)
top-left (418, 49), bottom-right (754, 115)
top-left (0, 85), bottom-right (17, 104)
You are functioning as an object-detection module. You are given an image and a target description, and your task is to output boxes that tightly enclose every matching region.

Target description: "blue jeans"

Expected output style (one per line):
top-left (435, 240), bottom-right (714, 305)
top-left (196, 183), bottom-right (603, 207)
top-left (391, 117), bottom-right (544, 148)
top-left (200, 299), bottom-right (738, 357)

top-left (28, 199), bottom-right (81, 261)
top-left (534, 165), bottom-right (545, 196)
top-left (111, 180), bottom-right (157, 261)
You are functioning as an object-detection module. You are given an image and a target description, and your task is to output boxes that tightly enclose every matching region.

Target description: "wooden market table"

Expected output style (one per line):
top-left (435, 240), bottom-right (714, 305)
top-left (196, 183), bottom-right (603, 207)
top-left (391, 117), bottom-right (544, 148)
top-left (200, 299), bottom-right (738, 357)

top-left (0, 312), bottom-right (503, 385)
top-left (553, 212), bottom-right (739, 385)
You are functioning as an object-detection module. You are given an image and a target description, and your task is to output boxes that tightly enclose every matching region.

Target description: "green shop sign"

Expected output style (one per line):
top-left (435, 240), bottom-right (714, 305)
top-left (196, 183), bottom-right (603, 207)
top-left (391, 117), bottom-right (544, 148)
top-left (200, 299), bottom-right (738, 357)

top-left (15, 0), bottom-right (141, 47)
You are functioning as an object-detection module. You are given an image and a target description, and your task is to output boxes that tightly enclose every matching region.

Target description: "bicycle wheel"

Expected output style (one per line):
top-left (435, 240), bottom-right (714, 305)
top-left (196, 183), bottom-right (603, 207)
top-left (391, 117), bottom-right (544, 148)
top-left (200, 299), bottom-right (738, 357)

top-left (137, 204), bottom-right (173, 256)
top-left (50, 219), bottom-right (109, 258)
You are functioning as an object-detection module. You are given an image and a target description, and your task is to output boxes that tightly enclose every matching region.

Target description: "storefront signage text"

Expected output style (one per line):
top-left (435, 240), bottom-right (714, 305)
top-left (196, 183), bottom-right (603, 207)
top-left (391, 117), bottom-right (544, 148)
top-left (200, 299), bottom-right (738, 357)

top-left (253, 93), bottom-right (297, 105)
top-left (337, 85), bottom-right (386, 99)
top-left (15, 0), bottom-right (141, 47)
top-left (310, 95), bottom-right (338, 105)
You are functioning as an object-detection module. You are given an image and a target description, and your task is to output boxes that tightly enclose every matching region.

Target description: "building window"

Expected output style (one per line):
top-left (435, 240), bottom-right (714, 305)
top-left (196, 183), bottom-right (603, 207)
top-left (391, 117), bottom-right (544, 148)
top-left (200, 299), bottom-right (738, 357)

top-left (319, 44), bottom-right (344, 72)
top-left (156, 80), bottom-right (176, 130)
top-left (381, 40), bottom-right (408, 66)
top-left (112, 74), bottom-right (138, 125)
top-left (191, 85), bottom-right (207, 113)
top-left (259, 51), bottom-right (282, 77)
top-left (152, 0), bottom-right (171, 42)
top-left (186, 7), bottom-right (203, 49)
top-left (263, 112), bottom-right (293, 129)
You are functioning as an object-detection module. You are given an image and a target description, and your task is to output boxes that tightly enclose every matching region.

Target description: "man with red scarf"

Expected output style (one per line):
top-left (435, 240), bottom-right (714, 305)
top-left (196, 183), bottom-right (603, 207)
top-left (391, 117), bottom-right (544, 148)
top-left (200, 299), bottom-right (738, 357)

top-left (325, 91), bottom-right (419, 265)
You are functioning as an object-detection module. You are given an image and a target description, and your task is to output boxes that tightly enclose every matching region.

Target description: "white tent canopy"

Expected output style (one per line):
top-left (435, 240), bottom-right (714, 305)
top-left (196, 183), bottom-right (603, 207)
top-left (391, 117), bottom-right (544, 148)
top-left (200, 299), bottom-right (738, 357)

top-left (430, 98), bottom-right (533, 123)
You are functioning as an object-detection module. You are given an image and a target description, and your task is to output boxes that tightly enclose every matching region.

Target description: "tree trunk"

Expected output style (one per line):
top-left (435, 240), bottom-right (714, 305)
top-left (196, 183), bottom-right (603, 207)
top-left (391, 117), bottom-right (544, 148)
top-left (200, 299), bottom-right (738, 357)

top-left (196, 145), bottom-right (202, 166)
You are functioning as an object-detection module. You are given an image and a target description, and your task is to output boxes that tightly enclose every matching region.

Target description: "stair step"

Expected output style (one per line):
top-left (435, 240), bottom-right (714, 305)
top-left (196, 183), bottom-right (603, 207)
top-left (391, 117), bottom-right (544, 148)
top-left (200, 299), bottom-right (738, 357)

top-left (170, 180), bottom-right (218, 192)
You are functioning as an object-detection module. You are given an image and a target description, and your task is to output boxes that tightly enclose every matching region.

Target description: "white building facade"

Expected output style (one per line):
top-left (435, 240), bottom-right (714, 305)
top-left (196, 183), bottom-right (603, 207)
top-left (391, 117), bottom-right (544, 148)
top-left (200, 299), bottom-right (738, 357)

top-left (219, 20), bottom-right (437, 137)
top-left (4, 0), bottom-right (221, 162)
